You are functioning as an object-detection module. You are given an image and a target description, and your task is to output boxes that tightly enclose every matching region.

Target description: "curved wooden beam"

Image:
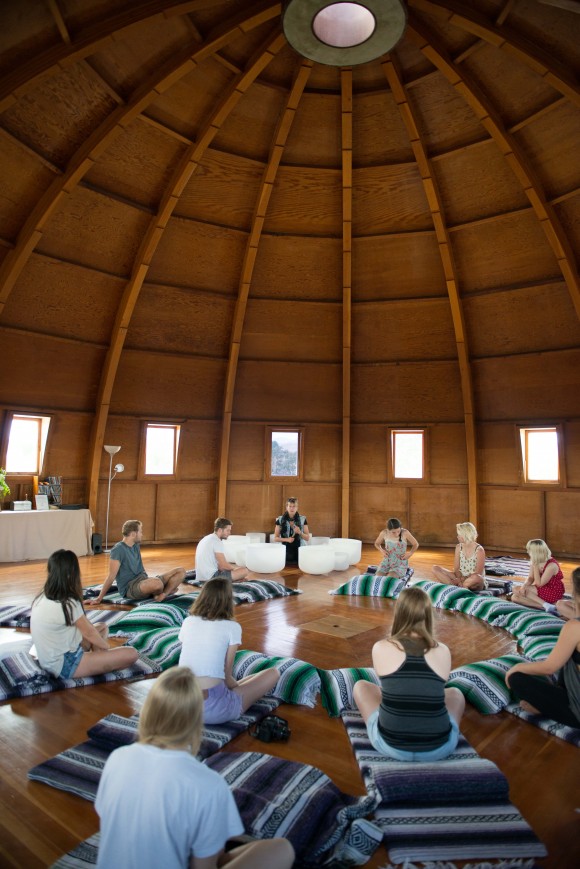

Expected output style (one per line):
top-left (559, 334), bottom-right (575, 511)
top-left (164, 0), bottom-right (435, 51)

top-left (216, 58), bottom-right (313, 515)
top-left (87, 29), bottom-right (286, 518)
top-left (341, 68), bottom-right (353, 537)
top-left (0, 3), bottom-right (281, 319)
top-left (408, 0), bottom-right (580, 109)
top-left (0, 1), bottom-right (281, 114)
top-left (382, 57), bottom-right (479, 525)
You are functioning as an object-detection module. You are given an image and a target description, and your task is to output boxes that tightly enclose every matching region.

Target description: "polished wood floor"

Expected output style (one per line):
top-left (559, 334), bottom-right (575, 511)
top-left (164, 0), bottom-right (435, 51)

top-left (0, 545), bottom-right (579, 868)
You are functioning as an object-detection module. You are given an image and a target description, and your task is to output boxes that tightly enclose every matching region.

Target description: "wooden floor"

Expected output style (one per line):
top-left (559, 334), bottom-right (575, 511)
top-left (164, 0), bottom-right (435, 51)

top-left (0, 545), bottom-right (579, 868)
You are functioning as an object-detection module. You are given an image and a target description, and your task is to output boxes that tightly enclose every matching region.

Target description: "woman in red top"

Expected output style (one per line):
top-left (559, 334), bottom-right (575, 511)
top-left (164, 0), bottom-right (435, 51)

top-left (511, 539), bottom-right (565, 612)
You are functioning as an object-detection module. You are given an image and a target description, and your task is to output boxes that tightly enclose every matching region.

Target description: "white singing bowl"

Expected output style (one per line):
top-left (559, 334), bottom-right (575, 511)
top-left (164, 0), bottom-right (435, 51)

top-left (236, 548), bottom-right (248, 567)
top-left (329, 538), bottom-right (362, 565)
top-left (245, 543), bottom-right (286, 573)
top-left (298, 545), bottom-right (335, 575)
top-left (310, 536), bottom-right (331, 546)
top-left (246, 532), bottom-right (266, 543)
top-left (333, 550), bottom-right (350, 571)
top-left (222, 539), bottom-right (246, 564)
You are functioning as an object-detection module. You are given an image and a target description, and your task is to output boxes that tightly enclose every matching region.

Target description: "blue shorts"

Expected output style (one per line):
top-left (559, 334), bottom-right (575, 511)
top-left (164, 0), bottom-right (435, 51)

top-left (203, 681), bottom-right (243, 725)
top-left (366, 709), bottom-right (460, 761)
top-left (60, 646), bottom-right (84, 679)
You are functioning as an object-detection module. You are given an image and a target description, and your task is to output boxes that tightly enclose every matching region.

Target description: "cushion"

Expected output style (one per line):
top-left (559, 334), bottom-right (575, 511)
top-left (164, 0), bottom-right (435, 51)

top-left (518, 634), bottom-right (559, 662)
top-left (107, 602), bottom-right (186, 634)
top-left (318, 667), bottom-right (379, 717)
top-left (330, 574), bottom-right (405, 598)
top-left (0, 651), bottom-right (48, 687)
top-left (447, 655), bottom-right (523, 713)
top-left (233, 650), bottom-right (320, 708)
top-left (126, 627), bottom-right (182, 670)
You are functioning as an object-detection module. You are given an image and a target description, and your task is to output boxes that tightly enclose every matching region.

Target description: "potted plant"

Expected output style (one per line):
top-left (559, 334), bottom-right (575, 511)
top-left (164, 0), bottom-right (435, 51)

top-left (0, 468), bottom-right (10, 510)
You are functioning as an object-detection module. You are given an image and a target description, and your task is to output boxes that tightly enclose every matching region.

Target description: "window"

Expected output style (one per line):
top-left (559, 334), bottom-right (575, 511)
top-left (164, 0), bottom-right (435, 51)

top-left (5, 414), bottom-right (51, 474)
top-left (144, 424), bottom-right (180, 475)
top-left (520, 426), bottom-right (559, 483)
top-left (267, 429), bottom-right (302, 480)
top-left (391, 429), bottom-right (424, 480)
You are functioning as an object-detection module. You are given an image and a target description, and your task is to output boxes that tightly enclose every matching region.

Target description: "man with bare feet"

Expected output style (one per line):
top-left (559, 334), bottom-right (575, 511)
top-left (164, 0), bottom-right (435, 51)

top-left (89, 520), bottom-right (185, 605)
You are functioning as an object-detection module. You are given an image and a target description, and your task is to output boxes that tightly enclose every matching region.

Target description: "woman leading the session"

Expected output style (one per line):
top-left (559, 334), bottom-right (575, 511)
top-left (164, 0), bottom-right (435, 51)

top-left (273, 497), bottom-right (310, 565)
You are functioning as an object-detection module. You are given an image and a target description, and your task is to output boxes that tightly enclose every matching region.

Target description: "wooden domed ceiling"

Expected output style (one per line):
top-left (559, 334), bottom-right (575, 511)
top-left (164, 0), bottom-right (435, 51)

top-left (0, 0), bottom-right (579, 552)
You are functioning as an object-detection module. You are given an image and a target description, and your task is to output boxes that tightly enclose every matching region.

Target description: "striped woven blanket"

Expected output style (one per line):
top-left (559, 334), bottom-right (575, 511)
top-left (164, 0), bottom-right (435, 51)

top-left (341, 710), bottom-right (546, 863)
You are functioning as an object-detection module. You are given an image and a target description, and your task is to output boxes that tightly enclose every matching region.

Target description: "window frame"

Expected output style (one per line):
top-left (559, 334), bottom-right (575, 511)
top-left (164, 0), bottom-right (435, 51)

top-left (140, 422), bottom-right (181, 479)
top-left (388, 428), bottom-right (428, 484)
top-left (265, 426), bottom-right (304, 482)
top-left (2, 412), bottom-right (52, 476)
top-left (518, 424), bottom-right (563, 486)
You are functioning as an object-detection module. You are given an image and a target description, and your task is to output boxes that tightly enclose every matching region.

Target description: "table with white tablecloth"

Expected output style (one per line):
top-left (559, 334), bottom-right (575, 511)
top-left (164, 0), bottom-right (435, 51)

top-left (0, 509), bottom-right (93, 562)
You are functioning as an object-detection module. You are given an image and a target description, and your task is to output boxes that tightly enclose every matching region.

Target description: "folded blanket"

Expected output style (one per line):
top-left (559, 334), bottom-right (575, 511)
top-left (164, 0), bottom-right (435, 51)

top-left (330, 574), bottom-right (406, 598)
top-left (505, 702), bottom-right (580, 747)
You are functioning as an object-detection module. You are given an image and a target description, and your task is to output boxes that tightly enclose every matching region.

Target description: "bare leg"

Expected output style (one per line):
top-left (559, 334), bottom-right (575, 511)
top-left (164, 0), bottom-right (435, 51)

top-left (462, 573), bottom-right (486, 592)
top-left (73, 645), bottom-right (139, 678)
top-left (511, 587), bottom-right (545, 610)
top-left (234, 667), bottom-right (280, 712)
top-left (445, 687), bottom-right (465, 725)
top-left (519, 700), bottom-right (542, 715)
top-left (155, 567), bottom-right (186, 601)
top-left (231, 567), bottom-right (249, 582)
top-left (353, 680), bottom-right (382, 724)
top-left (432, 565), bottom-right (461, 586)
top-left (81, 622), bottom-right (108, 651)
top-left (556, 599), bottom-right (576, 621)
top-left (220, 838), bottom-right (294, 869)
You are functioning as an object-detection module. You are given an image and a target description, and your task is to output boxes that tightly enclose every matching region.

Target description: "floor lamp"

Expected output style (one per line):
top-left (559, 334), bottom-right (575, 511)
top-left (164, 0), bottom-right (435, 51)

top-left (103, 445), bottom-right (123, 552)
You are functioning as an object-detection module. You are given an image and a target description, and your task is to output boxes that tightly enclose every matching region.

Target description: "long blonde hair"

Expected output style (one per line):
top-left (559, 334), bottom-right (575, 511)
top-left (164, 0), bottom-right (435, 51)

top-left (138, 667), bottom-right (203, 753)
top-left (390, 586), bottom-right (437, 650)
top-left (526, 538), bottom-right (551, 565)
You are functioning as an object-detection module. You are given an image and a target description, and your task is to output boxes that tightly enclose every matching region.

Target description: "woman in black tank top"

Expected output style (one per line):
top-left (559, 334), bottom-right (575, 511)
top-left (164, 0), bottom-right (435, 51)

top-left (354, 587), bottom-right (465, 761)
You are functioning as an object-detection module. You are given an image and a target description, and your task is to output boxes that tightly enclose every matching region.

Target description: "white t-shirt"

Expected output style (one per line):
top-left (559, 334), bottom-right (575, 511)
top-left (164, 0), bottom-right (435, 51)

top-left (30, 595), bottom-right (84, 677)
top-left (95, 742), bottom-right (243, 869)
top-left (195, 532), bottom-right (226, 581)
top-left (178, 616), bottom-right (242, 678)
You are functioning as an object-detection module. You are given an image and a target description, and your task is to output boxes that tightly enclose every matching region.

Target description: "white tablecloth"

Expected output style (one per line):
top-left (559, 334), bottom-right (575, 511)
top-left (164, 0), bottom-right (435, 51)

top-left (0, 509), bottom-right (93, 562)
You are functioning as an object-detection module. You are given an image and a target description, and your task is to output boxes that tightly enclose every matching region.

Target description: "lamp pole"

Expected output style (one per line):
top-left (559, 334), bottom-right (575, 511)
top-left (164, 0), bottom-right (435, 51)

top-left (103, 445), bottom-right (121, 552)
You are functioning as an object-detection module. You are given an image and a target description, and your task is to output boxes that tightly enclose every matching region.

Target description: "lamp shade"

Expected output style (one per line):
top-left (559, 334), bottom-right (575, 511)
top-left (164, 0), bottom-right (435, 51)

top-left (104, 445), bottom-right (121, 455)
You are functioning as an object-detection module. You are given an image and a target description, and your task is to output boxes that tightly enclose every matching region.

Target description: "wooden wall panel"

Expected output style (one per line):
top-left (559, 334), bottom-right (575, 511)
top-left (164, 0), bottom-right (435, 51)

top-left (128, 286), bottom-right (235, 357)
top-left (227, 424), bottom-right (265, 482)
top-left (240, 300), bottom-right (341, 363)
top-left (353, 235), bottom-right (446, 300)
top-left (178, 420), bottom-right (220, 482)
top-left (38, 188), bottom-right (151, 275)
top-left (176, 149), bottom-right (262, 230)
top-left (96, 480), bottom-right (157, 545)
top-left (43, 412), bottom-right (93, 481)
top-left (434, 141), bottom-right (529, 226)
top-left (410, 486), bottom-right (469, 545)
top-left (353, 164), bottom-right (431, 235)
top-left (352, 91), bottom-right (413, 167)
top-left (85, 119), bottom-right (186, 210)
top-left (289, 483), bottom-right (340, 538)
top-left (352, 299), bottom-right (455, 362)
top-left (147, 219), bottom-right (245, 294)
top-left (251, 236), bottom-right (342, 301)
top-left (473, 350), bottom-right (580, 420)
top-left (545, 491), bottom-right (580, 556)
top-left (352, 362), bottom-right (464, 423)
top-left (0, 331), bottom-right (104, 412)
top-left (212, 83), bottom-right (286, 163)
top-left (303, 425), bottom-right (341, 483)
top-left (0, 135), bottom-right (55, 240)
top-left (409, 72), bottom-right (484, 153)
top-left (110, 353), bottom-right (226, 418)
top-left (156, 482), bottom-right (216, 541)
top-left (0, 2), bottom-right (55, 78)
top-left (282, 93), bottom-right (342, 167)
top-left (264, 167), bottom-right (342, 235)
top-left (464, 283), bottom-right (578, 358)
top-left (350, 484), bottom-right (408, 542)
top-left (3, 255), bottom-right (124, 343)
top-left (477, 423), bottom-right (519, 486)
top-left (100, 416), bottom-right (142, 480)
top-left (233, 361), bottom-right (341, 423)
top-left (565, 420), bottom-right (580, 487)
top-left (226, 482), bottom-right (284, 536)
top-left (479, 487), bottom-right (544, 552)
top-left (451, 210), bottom-right (558, 294)
top-left (430, 424), bottom-right (467, 485)
top-left (350, 425), bottom-right (388, 484)
top-left (515, 102), bottom-right (580, 198)
top-left (556, 197), bottom-right (580, 255)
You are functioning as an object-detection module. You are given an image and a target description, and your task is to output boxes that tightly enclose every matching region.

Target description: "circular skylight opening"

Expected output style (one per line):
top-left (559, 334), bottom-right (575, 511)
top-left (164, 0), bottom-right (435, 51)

top-left (312, 3), bottom-right (376, 48)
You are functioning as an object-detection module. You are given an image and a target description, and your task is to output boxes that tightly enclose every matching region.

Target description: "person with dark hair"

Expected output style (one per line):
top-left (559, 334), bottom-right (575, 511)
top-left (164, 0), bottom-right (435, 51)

top-left (374, 517), bottom-right (419, 579)
top-left (273, 498), bottom-right (310, 565)
top-left (31, 549), bottom-right (138, 678)
top-left (195, 517), bottom-right (249, 582)
top-left (506, 567), bottom-right (580, 728)
top-left (354, 586), bottom-right (465, 760)
top-left (90, 520), bottom-right (186, 605)
top-left (178, 578), bottom-right (279, 724)
top-left (95, 667), bottom-right (294, 869)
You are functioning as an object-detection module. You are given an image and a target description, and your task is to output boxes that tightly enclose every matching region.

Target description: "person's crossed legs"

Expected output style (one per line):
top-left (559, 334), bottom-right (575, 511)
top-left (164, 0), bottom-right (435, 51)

top-left (125, 568), bottom-right (186, 602)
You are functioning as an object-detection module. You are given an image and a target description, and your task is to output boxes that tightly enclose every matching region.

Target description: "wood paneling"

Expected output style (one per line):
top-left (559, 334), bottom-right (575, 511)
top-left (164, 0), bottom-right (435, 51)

top-left (352, 164), bottom-right (432, 235)
top-left (352, 298), bottom-right (456, 362)
top-left (479, 487), bottom-right (545, 552)
top-left (350, 484), bottom-right (409, 542)
top-left (264, 166), bottom-right (342, 235)
top-left (43, 412), bottom-right (93, 481)
top-left (429, 423), bottom-right (467, 484)
top-left (177, 420), bottom-right (220, 482)
top-left (249, 236), bottom-right (343, 302)
top-left (225, 482), bottom-right (283, 536)
top-left (565, 420), bottom-right (580, 487)
top-left (227, 423), bottom-right (265, 482)
top-left (409, 485), bottom-right (469, 544)
top-left (233, 361), bottom-right (342, 423)
top-left (515, 101), bottom-right (580, 199)
top-left (155, 481), bottom-right (215, 541)
top-left (350, 424), bottom-right (388, 484)
top-left (239, 300), bottom-right (341, 363)
top-left (212, 82), bottom-right (286, 163)
top-left (352, 234), bottom-right (447, 300)
top-left (545, 490), bottom-right (580, 556)
top-left (477, 422), bottom-right (520, 486)
top-left (351, 90), bottom-right (414, 167)
top-left (303, 425), bottom-right (341, 483)
top-left (0, 134), bottom-right (56, 241)
top-left (281, 92), bottom-right (342, 168)
top-left (407, 69), bottom-right (485, 153)
top-left (96, 479), bottom-right (156, 543)
top-left (352, 361), bottom-right (464, 423)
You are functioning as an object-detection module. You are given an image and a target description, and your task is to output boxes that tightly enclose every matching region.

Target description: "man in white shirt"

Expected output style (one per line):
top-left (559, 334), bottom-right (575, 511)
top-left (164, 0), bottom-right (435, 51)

top-left (195, 517), bottom-right (249, 582)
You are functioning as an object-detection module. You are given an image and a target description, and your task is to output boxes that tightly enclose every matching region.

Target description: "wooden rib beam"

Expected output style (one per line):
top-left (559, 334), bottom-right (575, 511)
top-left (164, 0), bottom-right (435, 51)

top-left (0, 1), bottom-right (281, 114)
top-left (408, 19), bottom-right (580, 322)
top-left (217, 58), bottom-right (313, 515)
top-left (382, 57), bottom-right (479, 525)
top-left (341, 69), bottom-right (353, 537)
top-left (0, 6), bottom-right (280, 319)
top-left (47, 0), bottom-right (71, 45)
top-left (408, 0), bottom-right (580, 110)
top-left (87, 29), bottom-right (286, 518)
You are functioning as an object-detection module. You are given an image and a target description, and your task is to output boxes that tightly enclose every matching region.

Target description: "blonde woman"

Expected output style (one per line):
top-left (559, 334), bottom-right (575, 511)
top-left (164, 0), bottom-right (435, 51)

top-left (95, 667), bottom-right (294, 869)
top-left (374, 517), bottom-right (419, 579)
top-left (432, 522), bottom-right (486, 592)
top-left (354, 586), bottom-right (464, 760)
top-left (511, 539), bottom-right (565, 612)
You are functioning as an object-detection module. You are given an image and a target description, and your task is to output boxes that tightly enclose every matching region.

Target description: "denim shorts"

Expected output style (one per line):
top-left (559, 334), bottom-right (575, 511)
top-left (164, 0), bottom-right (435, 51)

top-left (203, 681), bottom-right (243, 724)
top-left (60, 646), bottom-right (84, 679)
top-left (366, 709), bottom-right (460, 761)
